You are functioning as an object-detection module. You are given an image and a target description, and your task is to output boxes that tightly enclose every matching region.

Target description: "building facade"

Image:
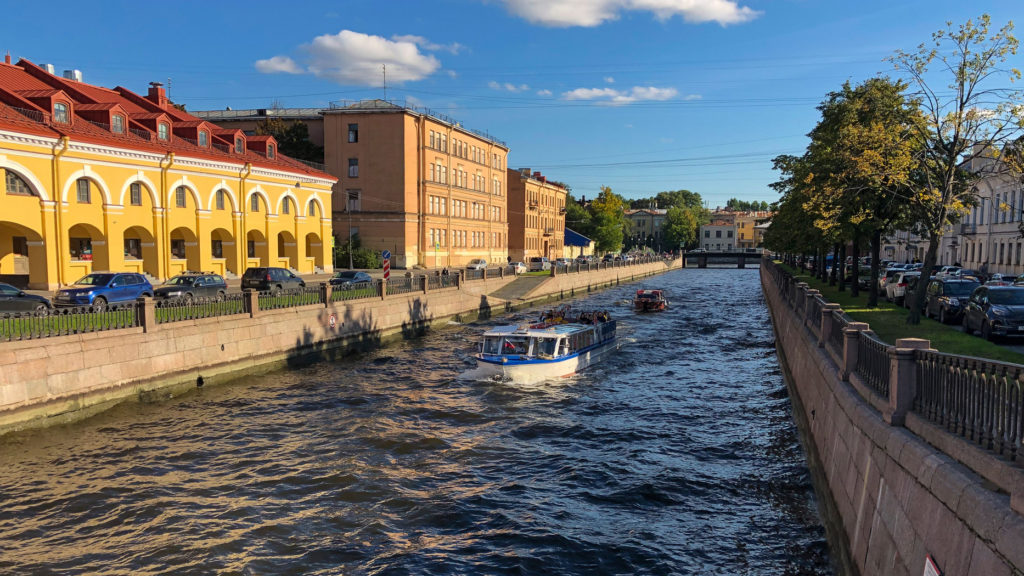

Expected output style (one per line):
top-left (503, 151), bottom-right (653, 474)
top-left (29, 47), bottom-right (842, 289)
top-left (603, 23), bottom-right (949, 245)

top-left (0, 58), bottom-right (335, 290)
top-left (624, 208), bottom-right (668, 251)
top-left (507, 169), bottom-right (566, 262)
top-left (734, 210), bottom-right (772, 249)
top-left (192, 108), bottom-right (326, 149)
top-left (322, 100), bottom-right (509, 269)
top-left (699, 222), bottom-right (738, 251)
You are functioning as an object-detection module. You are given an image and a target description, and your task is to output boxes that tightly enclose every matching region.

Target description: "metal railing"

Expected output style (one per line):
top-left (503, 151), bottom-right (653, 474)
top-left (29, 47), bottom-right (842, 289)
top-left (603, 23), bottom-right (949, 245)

top-left (915, 350), bottom-right (1024, 460)
top-left (828, 309), bottom-right (847, 356)
top-left (0, 304), bottom-right (137, 342)
top-left (330, 283), bottom-right (377, 302)
top-left (807, 295), bottom-right (824, 338)
top-left (856, 331), bottom-right (890, 398)
top-left (385, 277), bottom-right (418, 296)
top-left (154, 293), bottom-right (247, 324)
top-left (257, 286), bottom-right (322, 310)
top-left (428, 274), bottom-right (458, 290)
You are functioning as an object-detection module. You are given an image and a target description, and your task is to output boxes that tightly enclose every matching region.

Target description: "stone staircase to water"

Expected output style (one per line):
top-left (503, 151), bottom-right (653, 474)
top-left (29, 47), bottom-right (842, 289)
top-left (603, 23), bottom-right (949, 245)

top-left (488, 275), bottom-right (551, 302)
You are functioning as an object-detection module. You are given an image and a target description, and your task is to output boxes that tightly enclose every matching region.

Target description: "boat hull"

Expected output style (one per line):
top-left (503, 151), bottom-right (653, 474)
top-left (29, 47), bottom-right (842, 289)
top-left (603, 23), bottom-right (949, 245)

top-left (474, 337), bottom-right (618, 382)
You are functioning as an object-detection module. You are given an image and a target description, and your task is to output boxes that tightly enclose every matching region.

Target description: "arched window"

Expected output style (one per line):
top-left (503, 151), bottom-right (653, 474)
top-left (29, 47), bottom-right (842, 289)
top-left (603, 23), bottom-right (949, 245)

top-left (53, 102), bottom-right (69, 123)
top-left (175, 186), bottom-right (187, 208)
top-left (216, 189), bottom-right (226, 210)
top-left (112, 115), bottom-right (125, 134)
top-left (130, 182), bottom-right (142, 205)
top-left (4, 170), bottom-right (34, 196)
top-left (158, 122), bottom-right (169, 141)
top-left (308, 200), bottom-right (317, 217)
top-left (250, 194), bottom-right (260, 212)
top-left (282, 197), bottom-right (291, 214)
top-left (199, 131), bottom-right (208, 147)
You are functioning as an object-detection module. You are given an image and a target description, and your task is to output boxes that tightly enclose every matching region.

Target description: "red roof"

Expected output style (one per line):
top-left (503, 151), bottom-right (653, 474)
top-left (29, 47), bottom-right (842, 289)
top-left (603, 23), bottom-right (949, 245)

top-left (0, 58), bottom-right (335, 181)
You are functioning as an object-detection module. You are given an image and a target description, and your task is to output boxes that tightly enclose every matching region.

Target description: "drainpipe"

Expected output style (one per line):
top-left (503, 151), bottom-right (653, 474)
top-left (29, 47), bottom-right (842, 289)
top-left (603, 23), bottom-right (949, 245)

top-left (239, 162), bottom-right (251, 272)
top-left (160, 152), bottom-right (175, 279)
top-left (51, 136), bottom-right (69, 286)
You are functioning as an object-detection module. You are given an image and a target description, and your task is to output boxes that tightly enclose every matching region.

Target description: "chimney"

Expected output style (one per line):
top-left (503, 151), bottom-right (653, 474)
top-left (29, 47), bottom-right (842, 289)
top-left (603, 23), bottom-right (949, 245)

top-left (519, 168), bottom-right (530, 177)
top-left (4, 53), bottom-right (10, 65)
top-left (147, 82), bottom-right (168, 108)
top-left (43, 63), bottom-right (55, 74)
top-left (63, 69), bottom-right (82, 82)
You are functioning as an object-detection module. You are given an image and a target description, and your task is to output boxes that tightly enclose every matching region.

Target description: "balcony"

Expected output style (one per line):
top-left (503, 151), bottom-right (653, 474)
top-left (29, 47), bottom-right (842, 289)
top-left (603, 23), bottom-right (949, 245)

top-left (543, 228), bottom-right (554, 236)
top-left (528, 201), bottom-right (538, 210)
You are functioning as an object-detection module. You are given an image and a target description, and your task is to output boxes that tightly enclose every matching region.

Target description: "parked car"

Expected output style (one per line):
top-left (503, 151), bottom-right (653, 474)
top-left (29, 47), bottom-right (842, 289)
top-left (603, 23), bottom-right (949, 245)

top-left (602, 253), bottom-right (617, 262)
top-left (329, 270), bottom-right (373, 288)
top-left (574, 255), bottom-right (590, 265)
top-left (240, 267), bottom-right (305, 293)
top-left (879, 268), bottom-right (903, 291)
top-left (154, 273), bottom-right (227, 302)
top-left (510, 261), bottom-right (527, 275)
top-left (935, 265), bottom-right (961, 280)
top-left (985, 273), bottom-right (1010, 286)
top-left (0, 282), bottom-right (52, 315)
top-left (955, 269), bottom-right (986, 283)
top-left (54, 272), bottom-right (154, 311)
top-left (529, 257), bottom-right (551, 271)
top-left (902, 275), bottom-right (926, 310)
top-left (465, 258), bottom-right (488, 270)
top-left (962, 285), bottom-right (1024, 340)
top-left (885, 271), bottom-right (920, 304)
top-left (555, 257), bottom-right (573, 268)
top-left (924, 278), bottom-right (980, 323)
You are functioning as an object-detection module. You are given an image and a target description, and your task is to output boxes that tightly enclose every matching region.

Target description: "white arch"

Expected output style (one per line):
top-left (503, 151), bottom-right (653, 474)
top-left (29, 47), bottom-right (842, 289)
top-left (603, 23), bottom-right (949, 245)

top-left (305, 194), bottom-right (326, 218)
top-left (206, 181), bottom-right (238, 212)
top-left (167, 178), bottom-right (201, 208)
top-left (246, 186), bottom-right (271, 213)
top-left (117, 173), bottom-right (160, 207)
top-left (61, 168), bottom-right (112, 205)
top-left (0, 157), bottom-right (49, 202)
top-left (276, 189), bottom-right (300, 216)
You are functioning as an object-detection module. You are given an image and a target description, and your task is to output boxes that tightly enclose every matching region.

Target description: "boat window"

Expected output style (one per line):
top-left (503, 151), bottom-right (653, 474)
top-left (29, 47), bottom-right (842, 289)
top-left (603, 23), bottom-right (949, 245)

top-left (535, 337), bottom-right (558, 357)
top-left (501, 337), bottom-right (528, 355)
top-left (483, 337), bottom-right (501, 355)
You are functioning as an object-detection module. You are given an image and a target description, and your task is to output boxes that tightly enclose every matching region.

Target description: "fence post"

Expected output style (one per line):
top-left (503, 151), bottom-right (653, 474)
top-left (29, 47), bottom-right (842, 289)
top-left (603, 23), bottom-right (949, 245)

top-left (841, 322), bottom-right (869, 382)
top-left (422, 275), bottom-right (429, 293)
top-left (818, 303), bottom-right (840, 347)
top-left (456, 271), bottom-right (462, 290)
top-left (803, 289), bottom-right (820, 325)
top-left (884, 338), bottom-right (931, 426)
top-left (482, 268), bottom-right (488, 281)
top-left (320, 282), bottom-right (330, 307)
top-left (500, 266), bottom-right (505, 278)
top-left (379, 278), bottom-right (387, 300)
top-left (795, 282), bottom-right (809, 315)
top-left (244, 289), bottom-right (258, 318)
top-left (136, 296), bottom-right (157, 333)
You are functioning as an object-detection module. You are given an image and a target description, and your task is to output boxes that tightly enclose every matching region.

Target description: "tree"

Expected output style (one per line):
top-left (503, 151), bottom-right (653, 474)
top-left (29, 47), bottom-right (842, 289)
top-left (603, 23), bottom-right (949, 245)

top-left (662, 206), bottom-right (702, 250)
top-left (564, 193), bottom-right (593, 237)
top-left (891, 15), bottom-right (1024, 323)
top-left (254, 117), bottom-right (325, 164)
top-left (589, 186), bottom-right (627, 253)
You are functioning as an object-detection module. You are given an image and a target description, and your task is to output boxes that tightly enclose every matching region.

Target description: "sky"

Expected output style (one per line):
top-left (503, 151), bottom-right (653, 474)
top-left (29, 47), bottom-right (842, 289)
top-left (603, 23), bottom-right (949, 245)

top-left (1, 0), bottom-right (1021, 208)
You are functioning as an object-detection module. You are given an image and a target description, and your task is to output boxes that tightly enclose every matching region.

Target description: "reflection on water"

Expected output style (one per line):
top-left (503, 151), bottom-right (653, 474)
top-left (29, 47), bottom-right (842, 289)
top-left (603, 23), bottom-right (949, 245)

top-left (0, 268), bottom-right (832, 575)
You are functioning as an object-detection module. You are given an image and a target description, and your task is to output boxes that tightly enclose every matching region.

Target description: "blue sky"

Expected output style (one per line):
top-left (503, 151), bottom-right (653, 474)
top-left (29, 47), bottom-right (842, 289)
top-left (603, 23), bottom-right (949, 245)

top-left (2, 0), bottom-right (1021, 207)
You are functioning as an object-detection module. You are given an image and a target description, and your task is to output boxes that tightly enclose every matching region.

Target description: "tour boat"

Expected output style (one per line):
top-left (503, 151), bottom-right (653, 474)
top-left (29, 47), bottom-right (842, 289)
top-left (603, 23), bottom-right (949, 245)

top-left (634, 289), bottom-right (668, 312)
top-left (474, 306), bottom-right (617, 382)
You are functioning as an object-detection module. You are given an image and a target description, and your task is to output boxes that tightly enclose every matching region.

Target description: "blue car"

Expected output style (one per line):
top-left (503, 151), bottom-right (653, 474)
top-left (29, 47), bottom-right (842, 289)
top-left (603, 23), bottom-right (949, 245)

top-left (54, 272), bottom-right (154, 311)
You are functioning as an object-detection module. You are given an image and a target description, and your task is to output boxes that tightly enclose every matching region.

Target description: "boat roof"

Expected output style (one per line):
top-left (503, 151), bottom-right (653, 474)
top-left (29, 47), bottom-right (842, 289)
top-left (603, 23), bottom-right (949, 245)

top-left (482, 322), bottom-right (595, 337)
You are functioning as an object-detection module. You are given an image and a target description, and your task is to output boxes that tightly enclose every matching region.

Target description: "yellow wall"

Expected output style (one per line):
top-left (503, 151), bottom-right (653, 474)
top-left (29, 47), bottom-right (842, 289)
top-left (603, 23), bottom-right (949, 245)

top-left (0, 134), bottom-right (334, 290)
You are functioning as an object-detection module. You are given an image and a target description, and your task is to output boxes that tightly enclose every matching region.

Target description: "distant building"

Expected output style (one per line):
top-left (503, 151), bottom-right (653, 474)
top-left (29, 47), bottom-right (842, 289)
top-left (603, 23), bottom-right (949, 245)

top-left (192, 107), bottom-right (326, 148)
top-left (563, 227), bottom-right (594, 258)
top-left (507, 168), bottom-right (566, 261)
top-left (624, 208), bottom-right (668, 250)
top-left (733, 210), bottom-right (772, 249)
top-left (699, 221), bottom-right (737, 251)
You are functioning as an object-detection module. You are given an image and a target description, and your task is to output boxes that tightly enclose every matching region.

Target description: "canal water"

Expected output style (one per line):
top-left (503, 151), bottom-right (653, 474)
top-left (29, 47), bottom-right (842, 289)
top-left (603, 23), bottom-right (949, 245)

top-left (0, 267), bottom-right (833, 575)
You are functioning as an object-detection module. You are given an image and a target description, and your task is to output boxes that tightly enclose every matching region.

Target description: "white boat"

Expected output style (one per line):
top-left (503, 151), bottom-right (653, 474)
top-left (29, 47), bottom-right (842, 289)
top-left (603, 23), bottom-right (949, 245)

top-left (474, 307), bottom-right (617, 382)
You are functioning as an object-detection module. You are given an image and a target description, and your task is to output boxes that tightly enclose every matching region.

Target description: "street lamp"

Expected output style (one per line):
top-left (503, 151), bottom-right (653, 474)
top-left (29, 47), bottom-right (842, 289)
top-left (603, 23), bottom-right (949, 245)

top-left (346, 191), bottom-right (355, 270)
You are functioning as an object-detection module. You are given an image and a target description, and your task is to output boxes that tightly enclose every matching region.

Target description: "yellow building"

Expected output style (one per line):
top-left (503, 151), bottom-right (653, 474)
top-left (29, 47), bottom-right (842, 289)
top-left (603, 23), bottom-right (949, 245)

top-left (323, 100), bottom-right (509, 269)
top-left (507, 169), bottom-right (566, 261)
top-left (0, 58), bottom-right (335, 290)
top-left (734, 210), bottom-right (772, 249)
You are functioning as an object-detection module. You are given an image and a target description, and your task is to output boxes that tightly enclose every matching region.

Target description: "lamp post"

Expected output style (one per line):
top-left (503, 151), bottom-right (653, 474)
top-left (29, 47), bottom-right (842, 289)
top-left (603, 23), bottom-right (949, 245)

top-left (347, 191), bottom-right (354, 270)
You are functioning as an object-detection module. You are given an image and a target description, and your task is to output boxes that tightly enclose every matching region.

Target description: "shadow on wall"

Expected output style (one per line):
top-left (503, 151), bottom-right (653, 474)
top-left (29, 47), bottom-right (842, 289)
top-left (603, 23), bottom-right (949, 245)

top-left (401, 297), bottom-right (431, 339)
top-left (286, 304), bottom-right (383, 368)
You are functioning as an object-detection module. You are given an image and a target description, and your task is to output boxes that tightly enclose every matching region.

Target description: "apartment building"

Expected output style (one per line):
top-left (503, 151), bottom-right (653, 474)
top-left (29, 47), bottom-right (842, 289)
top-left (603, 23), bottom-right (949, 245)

top-left (507, 169), bottom-right (566, 262)
top-left (0, 57), bottom-right (335, 290)
top-left (624, 208), bottom-right (668, 251)
top-left (699, 221), bottom-right (738, 251)
top-left (323, 100), bottom-right (509, 269)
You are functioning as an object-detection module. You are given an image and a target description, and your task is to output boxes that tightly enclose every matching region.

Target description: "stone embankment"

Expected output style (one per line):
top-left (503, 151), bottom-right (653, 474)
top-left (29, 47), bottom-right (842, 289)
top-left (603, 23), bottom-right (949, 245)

top-left (0, 260), bottom-right (676, 434)
top-left (762, 260), bottom-right (1024, 576)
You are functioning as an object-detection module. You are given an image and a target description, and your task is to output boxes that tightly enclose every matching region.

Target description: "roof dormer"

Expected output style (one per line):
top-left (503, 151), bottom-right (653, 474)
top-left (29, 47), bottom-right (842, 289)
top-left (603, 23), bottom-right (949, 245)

top-left (131, 112), bottom-right (173, 141)
top-left (246, 135), bottom-right (279, 159)
top-left (212, 128), bottom-right (246, 155)
top-left (172, 120), bottom-right (217, 148)
top-left (18, 89), bottom-right (73, 125)
top-left (75, 102), bottom-right (130, 134)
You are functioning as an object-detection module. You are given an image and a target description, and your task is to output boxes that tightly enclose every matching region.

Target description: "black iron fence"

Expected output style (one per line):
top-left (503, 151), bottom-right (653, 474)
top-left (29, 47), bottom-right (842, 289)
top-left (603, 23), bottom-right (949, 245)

top-left (857, 331), bottom-right (890, 398)
top-left (0, 304), bottom-right (137, 342)
top-left (155, 293), bottom-right (247, 324)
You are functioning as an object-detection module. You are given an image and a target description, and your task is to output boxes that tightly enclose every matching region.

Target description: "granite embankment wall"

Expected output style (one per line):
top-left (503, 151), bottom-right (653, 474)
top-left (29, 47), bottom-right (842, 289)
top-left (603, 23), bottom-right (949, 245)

top-left (0, 260), bottom-right (674, 434)
top-left (762, 266), bottom-right (1024, 576)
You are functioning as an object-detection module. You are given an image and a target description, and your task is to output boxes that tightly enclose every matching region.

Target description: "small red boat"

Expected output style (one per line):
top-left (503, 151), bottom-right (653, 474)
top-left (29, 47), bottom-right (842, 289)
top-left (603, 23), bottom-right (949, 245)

top-left (634, 289), bottom-right (668, 312)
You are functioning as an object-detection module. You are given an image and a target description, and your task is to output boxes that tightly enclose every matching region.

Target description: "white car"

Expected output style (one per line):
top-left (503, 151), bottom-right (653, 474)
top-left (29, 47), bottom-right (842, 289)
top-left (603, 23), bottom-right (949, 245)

top-left (886, 271), bottom-right (920, 304)
top-left (465, 258), bottom-right (488, 270)
top-left (511, 261), bottom-right (527, 274)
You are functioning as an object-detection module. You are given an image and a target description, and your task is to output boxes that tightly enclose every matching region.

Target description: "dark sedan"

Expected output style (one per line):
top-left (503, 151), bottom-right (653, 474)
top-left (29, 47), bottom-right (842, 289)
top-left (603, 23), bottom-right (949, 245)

top-left (154, 274), bottom-right (228, 302)
top-left (962, 285), bottom-right (1024, 340)
top-left (0, 282), bottom-right (51, 314)
top-left (329, 270), bottom-right (373, 288)
top-left (924, 278), bottom-right (979, 323)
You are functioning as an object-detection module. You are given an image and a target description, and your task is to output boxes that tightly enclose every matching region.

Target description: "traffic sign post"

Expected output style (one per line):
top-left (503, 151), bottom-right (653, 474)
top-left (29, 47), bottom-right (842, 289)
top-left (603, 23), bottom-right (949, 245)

top-left (382, 250), bottom-right (391, 281)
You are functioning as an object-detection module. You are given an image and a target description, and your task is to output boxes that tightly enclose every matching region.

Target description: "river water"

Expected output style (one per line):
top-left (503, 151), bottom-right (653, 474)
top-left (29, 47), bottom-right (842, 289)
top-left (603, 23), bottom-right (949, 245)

top-left (0, 267), bottom-right (833, 575)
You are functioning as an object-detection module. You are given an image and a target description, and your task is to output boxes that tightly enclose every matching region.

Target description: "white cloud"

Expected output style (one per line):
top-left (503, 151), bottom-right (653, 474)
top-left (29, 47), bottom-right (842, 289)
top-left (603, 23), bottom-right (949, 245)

top-left (604, 76), bottom-right (615, 84)
top-left (254, 56), bottom-right (303, 74)
top-left (562, 85), bottom-right (678, 104)
top-left (537, 89), bottom-right (553, 96)
top-left (488, 81), bottom-right (530, 92)
top-left (255, 30), bottom-right (443, 86)
top-left (391, 34), bottom-right (464, 54)
top-left (683, 93), bottom-right (702, 100)
top-left (501, 0), bottom-right (761, 27)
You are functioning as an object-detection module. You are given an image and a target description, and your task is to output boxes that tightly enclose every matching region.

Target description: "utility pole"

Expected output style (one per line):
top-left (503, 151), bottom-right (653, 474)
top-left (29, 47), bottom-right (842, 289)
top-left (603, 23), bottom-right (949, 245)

top-left (382, 64), bottom-right (387, 101)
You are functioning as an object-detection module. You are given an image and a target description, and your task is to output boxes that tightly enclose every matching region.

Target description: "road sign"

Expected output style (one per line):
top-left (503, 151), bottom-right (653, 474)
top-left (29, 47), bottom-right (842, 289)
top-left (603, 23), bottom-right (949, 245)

top-left (383, 258), bottom-right (391, 280)
top-left (382, 249), bottom-right (391, 260)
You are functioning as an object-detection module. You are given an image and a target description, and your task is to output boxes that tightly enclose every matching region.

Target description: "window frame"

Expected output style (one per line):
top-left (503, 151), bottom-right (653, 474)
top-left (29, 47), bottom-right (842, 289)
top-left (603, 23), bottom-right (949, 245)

top-left (175, 186), bottom-right (187, 208)
top-left (112, 114), bottom-right (125, 134)
top-left (348, 158), bottom-right (359, 178)
top-left (348, 123), bottom-right (359, 143)
top-left (53, 102), bottom-right (69, 124)
top-left (199, 130), bottom-right (208, 147)
top-left (130, 183), bottom-right (142, 206)
top-left (158, 122), bottom-right (169, 141)
top-left (76, 178), bottom-right (91, 204)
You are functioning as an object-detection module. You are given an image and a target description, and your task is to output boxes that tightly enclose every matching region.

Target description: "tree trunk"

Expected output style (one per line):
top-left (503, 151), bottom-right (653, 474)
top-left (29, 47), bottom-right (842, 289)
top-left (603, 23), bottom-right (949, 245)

top-left (818, 246), bottom-right (827, 281)
top-left (838, 243), bottom-right (847, 292)
top-left (850, 233), bottom-right (860, 297)
top-left (907, 236), bottom-right (940, 324)
top-left (830, 243), bottom-right (839, 286)
top-left (868, 229), bottom-right (881, 307)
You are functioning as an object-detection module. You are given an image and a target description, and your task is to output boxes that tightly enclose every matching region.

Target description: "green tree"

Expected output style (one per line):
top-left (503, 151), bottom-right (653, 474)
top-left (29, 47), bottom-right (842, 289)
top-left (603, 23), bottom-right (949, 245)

top-left (254, 117), bottom-right (325, 164)
top-left (564, 193), bottom-right (593, 237)
top-left (662, 206), bottom-right (701, 250)
top-left (589, 186), bottom-right (627, 253)
top-left (890, 15), bottom-right (1024, 323)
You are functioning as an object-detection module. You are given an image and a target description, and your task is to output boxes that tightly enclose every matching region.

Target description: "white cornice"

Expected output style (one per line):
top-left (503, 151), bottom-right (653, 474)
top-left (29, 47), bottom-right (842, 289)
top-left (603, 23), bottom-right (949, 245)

top-left (0, 129), bottom-right (59, 149)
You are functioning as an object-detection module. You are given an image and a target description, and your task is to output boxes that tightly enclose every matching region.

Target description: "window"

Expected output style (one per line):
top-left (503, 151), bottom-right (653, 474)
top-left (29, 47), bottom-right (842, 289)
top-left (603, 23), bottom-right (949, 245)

top-left (5, 170), bottom-right (33, 196)
top-left (348, 123), bottom-right (359, 143)
top-left (212, 239), bottom-right (223, 259)
top-left (267, 144), bottom-right (275, 159)
top-left (727, 230), bottom-right (734, 238)
top-left (346, 189), bottom-right (361, 212)
top-left (76, 179), bottom-right (91, 203)
top-left (112, 115), bottom-right (124, 134)
top-left (235, 137), bottom-right (244, 153)
top-left (216, 189), bottom-right (226, 210)
top-left (716, 230), bottom-right (722, 238)
top-left (175, 186), bottom-right (187, 208)
top-left (70, 237), bottom-right (92, 260)
top-left (704, 230), bottom-right (710, 238)
top-left (130, 183), bottom-right (142, 206)
top-left (429, 131), bottom-right (435, 149)
top-left (13, 236), bottom-right (28, 257)
top-left (282, 197), bottom-right (291, 214)
top-left (247, 240), bottom-right (256, 258)
top-left (251, 194), bottom-right (260, 212)
top-left (54, 102), bottom-right (69, 124)
top-left (158, 122), bottom-right (169, 141)
top-left (348, 158), bottom-right (359, 178)
top-left (171, 239), bottom-right (186, 259)
top-left (124, 238), bottom-right (141, 259)
top-left (308, 200), bottom-right (317, 217)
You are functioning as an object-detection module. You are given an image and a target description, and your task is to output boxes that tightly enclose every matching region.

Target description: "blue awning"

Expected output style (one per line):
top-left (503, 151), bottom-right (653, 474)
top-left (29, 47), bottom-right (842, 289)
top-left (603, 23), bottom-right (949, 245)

top-left (564, 227), bottom-right (592, 247)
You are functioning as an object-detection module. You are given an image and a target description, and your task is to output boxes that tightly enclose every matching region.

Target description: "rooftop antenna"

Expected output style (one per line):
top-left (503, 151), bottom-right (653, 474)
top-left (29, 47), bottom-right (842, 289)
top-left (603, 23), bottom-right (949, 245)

top-left (166, 77), bottom-right (172, 100)
top-left (382, 64), bottom-right (387, 101)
